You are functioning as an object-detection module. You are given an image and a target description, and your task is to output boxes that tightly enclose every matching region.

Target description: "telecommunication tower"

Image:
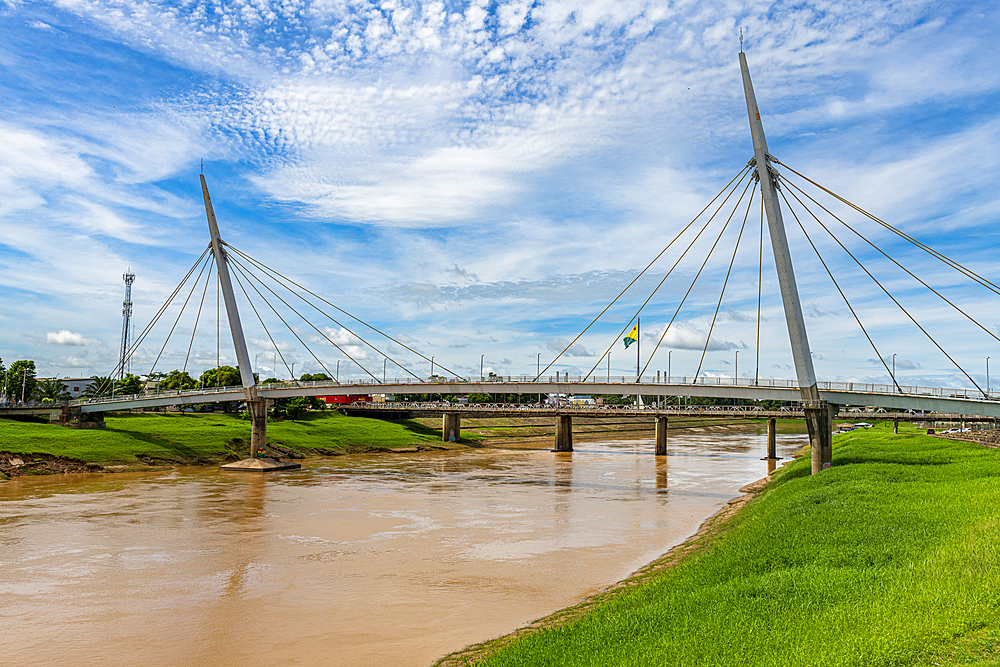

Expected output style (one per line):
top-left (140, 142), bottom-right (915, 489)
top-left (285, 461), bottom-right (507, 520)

top-left (119, 270), bottom-right (135, 379)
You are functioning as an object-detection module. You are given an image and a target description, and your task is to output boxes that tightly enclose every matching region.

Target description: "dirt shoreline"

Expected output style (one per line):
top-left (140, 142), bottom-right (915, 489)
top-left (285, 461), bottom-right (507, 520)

top-left (432, 469), bottom-right (780, 667)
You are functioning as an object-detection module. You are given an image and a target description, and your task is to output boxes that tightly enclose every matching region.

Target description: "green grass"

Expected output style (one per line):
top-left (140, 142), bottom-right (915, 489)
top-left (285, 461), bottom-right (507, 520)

top-left (465, 425), bottom-right (1000, 667)
top-left (0, 410), bottom-right (454, 466)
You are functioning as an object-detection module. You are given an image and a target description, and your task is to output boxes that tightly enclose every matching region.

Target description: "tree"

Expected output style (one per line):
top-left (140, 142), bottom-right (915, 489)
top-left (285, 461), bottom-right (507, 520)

top-left (158, 370), bottom-right (197, 391)
top-left (33, 378), bottom-right (71, 402)
top-left (5, 360), bottom-right (37, 403)
top-left (271, 396), bottom-right (310, 420)
top-left (299, 373), bottom-right (331, 382)
top-left (82, 376), bottom-right (113, 398)
top-left (200, 366), bottom-right (242, 388)
top-left (116, 374), bottom-right (144, 396)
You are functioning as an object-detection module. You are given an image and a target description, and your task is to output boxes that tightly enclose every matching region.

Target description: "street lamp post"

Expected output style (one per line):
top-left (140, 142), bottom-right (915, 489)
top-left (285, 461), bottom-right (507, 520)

top-left (336, 360), bottom-right (340, 383)
top-left (987, 357), bottom-right (991, 397)
top-left (383, 358), bottom-right (387, 384)
top-left (892, 354), bottom-right (896, 392)
top-left (735, 350), bottom-right (738, 384)
top-left (431, 356), bottom-right (435, 378)
top-left (481, 355), bottom-right (485, 381)
top-left (291, 362), bottom-right (295, 382)
top-left (668, 350), bottom-right (672, 381)
top-left (536, 353), bottom-right (540, 378)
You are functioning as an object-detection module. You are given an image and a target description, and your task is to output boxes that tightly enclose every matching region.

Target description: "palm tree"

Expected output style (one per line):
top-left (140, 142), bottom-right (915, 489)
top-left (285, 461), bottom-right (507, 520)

top-left (82, 376), bottom-right (113, 398)
top-left (34, 378), bottom-right (71, 402)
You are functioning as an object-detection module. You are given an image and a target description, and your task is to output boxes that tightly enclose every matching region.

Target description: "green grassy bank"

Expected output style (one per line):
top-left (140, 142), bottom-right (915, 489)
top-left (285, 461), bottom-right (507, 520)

top-left (0, 410), bottom-right (459, 469)
top-left (452, 426), bottom-right (1000, 667)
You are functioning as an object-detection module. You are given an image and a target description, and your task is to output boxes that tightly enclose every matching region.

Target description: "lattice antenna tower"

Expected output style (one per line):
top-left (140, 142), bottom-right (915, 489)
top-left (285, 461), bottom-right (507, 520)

top-left (119, 269), bottom-right (135, 379)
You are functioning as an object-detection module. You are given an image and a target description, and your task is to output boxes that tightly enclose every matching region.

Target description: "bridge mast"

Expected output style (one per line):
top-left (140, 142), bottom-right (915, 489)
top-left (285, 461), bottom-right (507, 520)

top-left (202, 175), bottom-right (283, 468)
top-left (738, 49), bottom-right (833, 473)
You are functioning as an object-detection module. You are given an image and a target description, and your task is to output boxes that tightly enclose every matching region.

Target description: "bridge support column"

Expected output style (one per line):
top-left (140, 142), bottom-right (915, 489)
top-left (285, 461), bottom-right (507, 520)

top-left (248, 399), bottom-right (268, 457)
top-left (554, 415), bottom-right (573, 452)
top-left (655, 416), bottom-right (668, 456)
top-left (766, 417), bottom-right (777, 459)
top-left (443, 413), bottom-right (460, 442)
top-left (805, 403), bottom-right (836, 474)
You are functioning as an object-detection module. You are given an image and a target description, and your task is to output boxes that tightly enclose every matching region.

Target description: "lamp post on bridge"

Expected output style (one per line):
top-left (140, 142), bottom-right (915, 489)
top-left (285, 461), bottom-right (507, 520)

top-left (336, 360), bottom-right (340, 383)
top-left (735, 350), bottom-right (738, 385)
top-left (987, 357), bottom-right (990, 397)
top-left (482, 355), bottom-right (485, 381)
top-left (431, 356), bottom-right (435, 378)
top-left (892, 354), bottom-right (896, 392)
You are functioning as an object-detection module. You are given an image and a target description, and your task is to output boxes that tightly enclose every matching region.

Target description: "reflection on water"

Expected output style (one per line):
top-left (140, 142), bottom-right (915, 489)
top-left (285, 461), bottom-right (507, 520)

top-left (0, 429), bottom-right (804, 667)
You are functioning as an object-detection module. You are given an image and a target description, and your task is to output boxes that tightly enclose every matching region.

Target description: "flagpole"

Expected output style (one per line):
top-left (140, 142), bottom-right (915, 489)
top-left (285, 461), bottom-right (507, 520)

top-left (636, 317), bottom-right (641, 408)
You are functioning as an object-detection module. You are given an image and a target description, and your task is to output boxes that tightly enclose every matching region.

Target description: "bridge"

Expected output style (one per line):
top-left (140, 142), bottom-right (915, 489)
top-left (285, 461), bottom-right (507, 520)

top-left (64, 48), bottom-right (1000, 473)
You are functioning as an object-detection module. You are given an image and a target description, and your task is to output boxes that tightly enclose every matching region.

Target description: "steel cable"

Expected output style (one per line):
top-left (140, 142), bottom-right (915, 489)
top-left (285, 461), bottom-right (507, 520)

top-left (588, 171), bottom-right (756, 381)
top-left (228, 259), bottom-right (296, 380)
top-left (693, 186), bottom-right (755, 381)
top-left (224, 244), bottom-right (456, 380)
top-left (777, 188), bottom-right (899, 392)
top-left (781, 177), bottom-right (1000, 345)
top-left (780, 184), bottom-right (985, 397)
top-left (638, 176), bottom-right (756, 380)
top-left (148, 251), bottom-right (216, 377)
top-left (228, 258), bottom-right (342, 382)
top-left (228, 252), bottom-right (424, 382)
top-left (543, 162), bottom-right (755, 380)
top-left (95, 245), bottom-right (212, 395)
top-left (183, 254), bottom-right (214, 374)
top-left (773, 159), bottom-right (1000, 297)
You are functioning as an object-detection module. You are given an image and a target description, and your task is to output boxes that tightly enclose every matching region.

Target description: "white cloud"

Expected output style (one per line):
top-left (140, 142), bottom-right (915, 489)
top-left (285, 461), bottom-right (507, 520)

top-left (46, 330), bottom-right (101, 346)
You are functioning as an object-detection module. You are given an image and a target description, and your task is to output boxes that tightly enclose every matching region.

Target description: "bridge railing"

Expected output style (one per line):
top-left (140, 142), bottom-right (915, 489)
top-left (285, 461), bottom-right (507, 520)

top-left (69, 375), bottom-right (996, 408)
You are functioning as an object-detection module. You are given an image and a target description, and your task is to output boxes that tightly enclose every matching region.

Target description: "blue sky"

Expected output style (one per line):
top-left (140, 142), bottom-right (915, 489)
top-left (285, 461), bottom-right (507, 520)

top-left (2, 0), bottom-right (999, 388)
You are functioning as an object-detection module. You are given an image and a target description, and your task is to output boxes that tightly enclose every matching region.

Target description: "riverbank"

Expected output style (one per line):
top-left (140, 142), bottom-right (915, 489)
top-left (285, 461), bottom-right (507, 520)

top-left (0, 411), bottom-right (793, 478)
top-left (437, 424), bottom-right (1000, 666)
top-left (0, 411), bottom-right (464, 477)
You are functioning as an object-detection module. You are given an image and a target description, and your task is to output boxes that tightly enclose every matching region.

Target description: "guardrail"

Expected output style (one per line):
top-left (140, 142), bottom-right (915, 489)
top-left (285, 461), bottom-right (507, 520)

top-left (69, 375), bottom-right (998, 408)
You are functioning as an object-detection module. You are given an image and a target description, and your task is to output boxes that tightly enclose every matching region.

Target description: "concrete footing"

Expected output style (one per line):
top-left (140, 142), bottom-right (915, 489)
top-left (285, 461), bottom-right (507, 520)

top-left (805, 403), bottom-right (836, 474)
top-left (443, 413), bottom-right (461, 442)
top-left (654, 416), bottom-right (668, 456)
top-left (554, 415), bottom-right (573, 452)
top-left (220, 457), bottom-right (301, 472)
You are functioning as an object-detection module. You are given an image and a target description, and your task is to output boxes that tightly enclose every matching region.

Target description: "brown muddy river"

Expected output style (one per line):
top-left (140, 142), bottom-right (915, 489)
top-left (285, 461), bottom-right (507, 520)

top-left (1, 430), bottom-right (804, 666)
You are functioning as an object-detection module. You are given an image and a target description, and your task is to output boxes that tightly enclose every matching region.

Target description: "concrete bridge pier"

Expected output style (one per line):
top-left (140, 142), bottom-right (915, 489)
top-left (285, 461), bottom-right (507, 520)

top-left (554, 415), bottom-right (573, 452)
top-left (248, 399), bottom-right (268, 456)
top-left (766, 417), bottom-right (777, 459)
top-left (654, 416), bottom-right (668, 456)
top-left (805, 403), bottom-right (836, 474)
top-left (443, 413), bottom-right (461, 442)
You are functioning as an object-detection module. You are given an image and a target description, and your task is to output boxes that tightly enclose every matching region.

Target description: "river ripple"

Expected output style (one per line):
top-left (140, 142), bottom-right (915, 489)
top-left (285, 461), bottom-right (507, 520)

top-left (0, 429), bottom-right (804, 666)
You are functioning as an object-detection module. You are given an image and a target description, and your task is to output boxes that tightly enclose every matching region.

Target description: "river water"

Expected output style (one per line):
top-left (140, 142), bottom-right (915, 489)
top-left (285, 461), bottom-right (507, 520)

top-left (1, 429), bottom-right (804, 666)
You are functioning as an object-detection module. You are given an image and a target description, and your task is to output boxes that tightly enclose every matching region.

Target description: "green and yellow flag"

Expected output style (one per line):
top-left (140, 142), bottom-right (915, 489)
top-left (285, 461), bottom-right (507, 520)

top-left (623, 323), bottom-right (638, 349)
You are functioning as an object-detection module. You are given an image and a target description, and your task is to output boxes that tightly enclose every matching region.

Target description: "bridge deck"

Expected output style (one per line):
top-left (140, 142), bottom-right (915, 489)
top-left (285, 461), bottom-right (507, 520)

top-left (64, 376), bottom-right (1000, 418)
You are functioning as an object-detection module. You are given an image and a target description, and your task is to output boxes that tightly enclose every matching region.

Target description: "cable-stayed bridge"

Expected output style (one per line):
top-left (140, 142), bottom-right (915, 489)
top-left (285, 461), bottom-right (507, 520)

top-left (66, 50), bottom-right (1000, 474)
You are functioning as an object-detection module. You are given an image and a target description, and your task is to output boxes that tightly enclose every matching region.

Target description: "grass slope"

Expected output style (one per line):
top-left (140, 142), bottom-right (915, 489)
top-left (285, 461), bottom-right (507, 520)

top-left (0, 411), bottom-right (450, 466)
top-left (467, 426), bottom-right (1000, 667)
